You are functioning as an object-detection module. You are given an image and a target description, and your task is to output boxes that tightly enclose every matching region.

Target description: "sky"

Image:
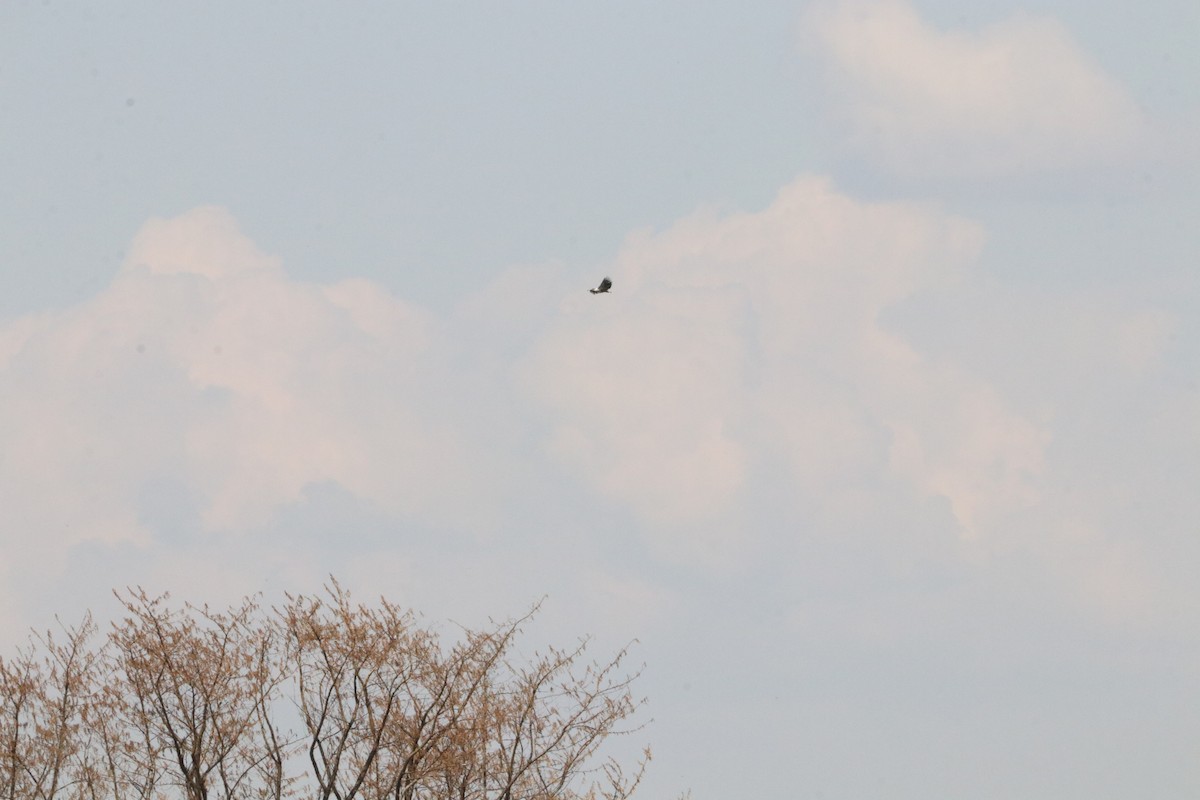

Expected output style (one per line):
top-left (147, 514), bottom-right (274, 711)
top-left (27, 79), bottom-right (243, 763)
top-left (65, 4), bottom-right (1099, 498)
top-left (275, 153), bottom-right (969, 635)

top-left (1, 1), bottom-right (1198, 797)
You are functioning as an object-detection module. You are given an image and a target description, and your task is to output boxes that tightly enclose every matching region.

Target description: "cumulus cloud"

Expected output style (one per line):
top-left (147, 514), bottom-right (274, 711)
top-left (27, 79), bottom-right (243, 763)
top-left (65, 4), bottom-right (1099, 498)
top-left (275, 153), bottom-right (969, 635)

top-left (0, 186), bottom-right (1191, 641)
top-left (525, 177), bottom-right (1047, 558)
top-left (522, 172), bottom-right (1194, 629)
top-left (804, 0), bottom-right (1144, 177)
top-left (0, 207), bottom-right (487, 572)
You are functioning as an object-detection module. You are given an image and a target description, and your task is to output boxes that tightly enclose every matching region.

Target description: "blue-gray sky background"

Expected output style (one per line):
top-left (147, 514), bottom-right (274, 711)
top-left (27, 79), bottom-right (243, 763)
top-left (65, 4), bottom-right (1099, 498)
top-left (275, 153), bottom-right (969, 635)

top-left (2, 1), bottom-right (1198, 797)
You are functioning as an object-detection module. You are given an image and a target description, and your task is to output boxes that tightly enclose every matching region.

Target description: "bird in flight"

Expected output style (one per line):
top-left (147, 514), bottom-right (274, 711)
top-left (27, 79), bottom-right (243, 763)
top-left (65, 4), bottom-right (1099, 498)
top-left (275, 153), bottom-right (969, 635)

top-left (590, 277), bottom-right (612, 294)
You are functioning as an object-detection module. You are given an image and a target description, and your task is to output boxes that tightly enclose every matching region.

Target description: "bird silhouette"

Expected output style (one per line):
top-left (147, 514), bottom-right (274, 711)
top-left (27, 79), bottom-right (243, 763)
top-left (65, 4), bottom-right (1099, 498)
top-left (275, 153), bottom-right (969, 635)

top-left (590, 277), bottom-right (612, 294)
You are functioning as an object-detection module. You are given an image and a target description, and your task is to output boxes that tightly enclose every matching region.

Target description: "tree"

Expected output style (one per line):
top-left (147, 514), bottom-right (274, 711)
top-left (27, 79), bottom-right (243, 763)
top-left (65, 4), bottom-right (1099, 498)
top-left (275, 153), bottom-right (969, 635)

top-left (0, 584), bottom-right (649, 800)
top-left (107, 591), bottom-right (290, 800)
top-left (0, 614), bottom-right (101, 800)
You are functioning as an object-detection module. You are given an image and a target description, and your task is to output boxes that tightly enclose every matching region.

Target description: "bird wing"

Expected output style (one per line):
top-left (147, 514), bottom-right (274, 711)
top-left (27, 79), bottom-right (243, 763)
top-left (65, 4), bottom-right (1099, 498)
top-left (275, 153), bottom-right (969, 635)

top-left (599, 277), bottom-right (612, 291)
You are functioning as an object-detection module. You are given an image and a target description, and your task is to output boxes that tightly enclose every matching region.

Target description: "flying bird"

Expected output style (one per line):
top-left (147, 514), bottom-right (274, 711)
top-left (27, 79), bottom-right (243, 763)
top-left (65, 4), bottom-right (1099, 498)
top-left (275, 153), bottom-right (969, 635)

top-left (590, 277), bottom-right (612, 294)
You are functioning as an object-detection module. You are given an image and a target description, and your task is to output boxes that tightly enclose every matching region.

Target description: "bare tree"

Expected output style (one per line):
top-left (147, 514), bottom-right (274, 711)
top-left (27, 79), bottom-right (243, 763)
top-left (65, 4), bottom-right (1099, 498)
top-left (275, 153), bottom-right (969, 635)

top-left (485, 640), bottom-right (647, 800)
top-left (107, 590), bottom-right (291, 800)
top-left (0, 583), bottom-right (653, 800)
top-left (282, 584), bottom-right (423, 799)
top-left (0, 615), bottom-right (103, 800)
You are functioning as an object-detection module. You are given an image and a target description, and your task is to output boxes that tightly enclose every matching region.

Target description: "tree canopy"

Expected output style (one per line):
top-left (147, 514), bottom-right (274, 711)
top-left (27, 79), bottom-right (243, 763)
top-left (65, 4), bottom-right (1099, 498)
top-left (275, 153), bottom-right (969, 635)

top-left (0, 584), bottom-right (648, 800)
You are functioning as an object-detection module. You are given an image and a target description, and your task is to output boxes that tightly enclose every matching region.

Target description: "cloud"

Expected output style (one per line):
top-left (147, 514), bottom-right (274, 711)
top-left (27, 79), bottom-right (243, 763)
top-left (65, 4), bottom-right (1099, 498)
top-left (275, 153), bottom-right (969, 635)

top-left (521, 172), bottom-right (1195, 631)
top-left (525, 176), bottom-right (1049, 560)
top-left (881, 276), bottom-right (1200, 627)
top-left (0, 186), bottom-right (1192, 641)
top-left (0, 207), bottom-right (488, 573)
top-left (804, 0), bottom-right (1144, 178)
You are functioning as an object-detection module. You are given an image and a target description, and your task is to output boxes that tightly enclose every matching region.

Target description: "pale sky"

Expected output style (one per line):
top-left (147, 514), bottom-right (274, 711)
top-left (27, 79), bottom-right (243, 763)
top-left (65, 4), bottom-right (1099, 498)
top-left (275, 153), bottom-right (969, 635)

top-left (2, 1), bottom-right (1198, 797)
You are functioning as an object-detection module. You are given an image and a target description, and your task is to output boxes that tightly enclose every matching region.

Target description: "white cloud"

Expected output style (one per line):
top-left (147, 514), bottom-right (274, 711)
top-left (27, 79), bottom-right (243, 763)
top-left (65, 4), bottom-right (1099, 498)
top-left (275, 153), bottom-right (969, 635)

top-left (0, 207), bottom-right (486, 571)
top-left (530, 290), bottom-right (749, 530)
top-left (804, 0), bottom-right (1144, 177)
top-left (908, 273), bottom-right (1200, 619)
top-left (526, 176), bottom-right (1045, 552)
top-left (0, 189), bottom-right (1190, 640)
